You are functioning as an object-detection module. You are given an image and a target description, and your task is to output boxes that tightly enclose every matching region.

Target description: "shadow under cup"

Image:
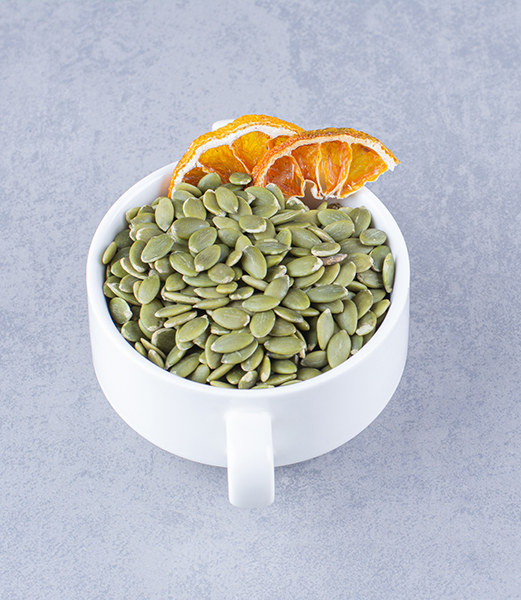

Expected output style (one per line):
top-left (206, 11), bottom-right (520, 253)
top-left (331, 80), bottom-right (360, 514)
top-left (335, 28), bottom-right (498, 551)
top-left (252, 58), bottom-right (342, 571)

top-left (86, 162), bottom-right (410, 507)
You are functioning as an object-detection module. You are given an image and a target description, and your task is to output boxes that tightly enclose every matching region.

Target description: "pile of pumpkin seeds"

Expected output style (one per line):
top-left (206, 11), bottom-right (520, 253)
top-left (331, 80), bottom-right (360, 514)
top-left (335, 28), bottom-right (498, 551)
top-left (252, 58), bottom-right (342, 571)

top-left (102, 171), bottom-right (395, 389)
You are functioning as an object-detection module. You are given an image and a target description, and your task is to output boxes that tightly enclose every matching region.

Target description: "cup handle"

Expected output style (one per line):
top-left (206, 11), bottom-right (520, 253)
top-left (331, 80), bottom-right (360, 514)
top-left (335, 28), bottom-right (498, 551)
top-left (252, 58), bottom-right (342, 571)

top-left (226, 411), bottom-right (274, 508)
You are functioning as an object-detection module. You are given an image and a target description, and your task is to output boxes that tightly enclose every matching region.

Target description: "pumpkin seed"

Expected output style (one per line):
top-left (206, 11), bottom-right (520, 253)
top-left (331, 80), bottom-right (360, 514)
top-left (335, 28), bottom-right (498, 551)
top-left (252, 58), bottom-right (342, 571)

top-left (335, 261), bottom-right (357, 287)
top-left (327, 330), bottom-right (351, 368)
top-left (264, 275), bottom-right (290, 301)
top-left (323, 219), bottom-right (354, 241)
top-left (351, 207), bottom-right (372, 236)
top-left (264, 336), bottom-right (305, 355)
top-left (216, 186), bottom-right (239, 213)
top-left (300, 350), bottom-right (328, 369)
top-left (307, 285), bottom-right (347, 303)
top-left (356, 311), bottom-right (377, 336)
top-left (202, 190), bottom-right (223, 216)
top-left (373, 299), bottom-right (390, 318)
top-left (151, 328), bottom-right (177, 354)
top-left (155, 197), bottom-right (174, 231)
top-left (211, 332), bottom-right (254, 354)
top-left (259, 355), bottom-right (271, 382)
top-left (241, 275), bottom-right (268, 291)
top-left (221, 339), bottom-right (258, 365)
top-left (288, 227), bottom-right (321, 248)
top-left (165, 309), bottom-right (198, 328)
top-left (239, 215), bottom-right (267, 233)
top-left (229, 172), bottom-right (252, 185)
top-left (229, 286), bottom-right (254, 301)
top-left (238, 370), bottom-right (258, 389)
top-left (250, 310), bottom-right (276, 338)
top-left (207, 262), bottom-right (235, 284)
top-left (297, 368), bottom-right (321, 380)
top-left (170, 353), bottom-right (201, 378)
top-left (311, 242), bottom-right (341, 257)
top-left (102, 241), bottom-right (118, 265)
top-left (109, 297), bottom-right (132, 324)
top-left (129, 240), bottom-right (147, 272)
top-left (357, 270), bottom-right (384, 288)
top-left (194, 244), bottom-right (221, 272)
top-left (242, 245), bottom-right (267, 280)
top-left (335, 299), bottom-right (358, 335)
top-left (317, 308), bottom-right (335, 350)
top-left (360, 228), bottom-right (387, 246)
top-left (139, 299), bottom-right (164, 332)
top-left (194, 298), bottom-right (230, 310)
top-left (135, 271), bottom-right (161, 304)
top-left (382, 252), bottom-right (395, 293)
top-left (287, 256), bottom-right (323, 277)
top-left (348, 253), bottom-right (373, 273)
top-left (198, 172), bottom-right (222, 192)
top-left (270, 318), bottom-right (296, 337)
top-left (316, 263), bottom-right (341, 286)
top-left (211, 307), bottom-right (251, 330)
top-left (242, 294), bottom-right (280, 313)
top-left (183, 197), bottom-right (207, 220)
top-left (190, 364), bottom-right (211, 384)
top-left (169, 251), bottom-right (197, 277)
top-left (353, 289), bottom-right (373, 318)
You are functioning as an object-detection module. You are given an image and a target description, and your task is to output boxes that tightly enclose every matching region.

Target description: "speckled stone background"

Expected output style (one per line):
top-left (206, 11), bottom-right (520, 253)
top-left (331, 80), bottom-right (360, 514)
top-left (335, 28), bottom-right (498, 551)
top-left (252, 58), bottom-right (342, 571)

top-left (1, 1), bottom-right (520, 598)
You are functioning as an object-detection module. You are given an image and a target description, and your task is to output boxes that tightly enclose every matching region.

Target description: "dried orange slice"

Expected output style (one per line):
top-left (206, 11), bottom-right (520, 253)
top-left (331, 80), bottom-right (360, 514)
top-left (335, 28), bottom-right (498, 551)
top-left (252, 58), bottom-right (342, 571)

top-left (168, 114), bottom-right (304, 196)
top-left (252, 128), bottom-right (400, 199)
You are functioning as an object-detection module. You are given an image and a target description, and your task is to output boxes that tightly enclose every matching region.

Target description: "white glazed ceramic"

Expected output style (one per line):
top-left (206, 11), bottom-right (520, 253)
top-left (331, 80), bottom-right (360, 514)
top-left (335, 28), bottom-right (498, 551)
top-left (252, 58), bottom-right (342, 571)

top-left (86, 162), bottom-right (410, 508)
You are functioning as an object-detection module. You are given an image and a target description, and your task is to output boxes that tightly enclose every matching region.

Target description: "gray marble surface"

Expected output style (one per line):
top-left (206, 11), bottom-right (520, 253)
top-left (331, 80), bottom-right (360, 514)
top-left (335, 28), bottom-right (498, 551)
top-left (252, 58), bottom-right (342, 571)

top-left (1, 1), bottom-right (520, 598)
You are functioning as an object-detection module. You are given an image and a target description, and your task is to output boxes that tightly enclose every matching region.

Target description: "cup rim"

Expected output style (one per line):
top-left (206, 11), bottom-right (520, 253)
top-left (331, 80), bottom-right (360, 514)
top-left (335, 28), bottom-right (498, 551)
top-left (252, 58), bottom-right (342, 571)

top-left (86, 162), bottom-right (410, 399)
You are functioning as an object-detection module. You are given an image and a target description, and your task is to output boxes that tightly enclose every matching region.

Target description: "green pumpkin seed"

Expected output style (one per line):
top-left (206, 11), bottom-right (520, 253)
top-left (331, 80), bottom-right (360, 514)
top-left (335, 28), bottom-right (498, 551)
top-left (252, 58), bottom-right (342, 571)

top-left (188, 227), bottom-right (218, 254)
top-left (176, 182), bottom-right (203, 197)
top-left (348, 253), bottom-right (373, 273)
top-left (109, 297), bottom-right (132, 324)
top-left (228, 172), bottom-right (251, 185)
top-left (169, 251), bottom-right (197, 277)
top-left (353, 289), bottom-right (374, 318)
top-left (287, 255), bottom-right (323, 277)
top-left (373, 299), bottom-right (390, 318)
top-left (323, 219), bottom-right (354, 242)
top-left (327, 330), bottom-right (351, 368)
top-left (238, 370), bottom-right (258, 389)
top-left (177, 316), bottom-right (209, 343)
top-left (198, 172), bottom-right (222, 192)
top-left (382, 252), bottom-right (395, 293)
top-left (221, 339), bottom-right (259, 365)
top-left (241, 246), bottom-right (267, 280)
top-left (183, 197), bottom-right (207, 220)
top-left (253, 218), bottom-right (276, 240)
top-left (357, 270), bottom-right (384, 288)
top-left (300, 350), bottom-right (328, 369)
top-left (351, 207), bottom-right (372, 236)
top-left (335, 299), bottom-right (358, 335)
top-left (102, 241), bottom-right (118, 265)
top-left (171, 217), bottom-right (210, 240)
top-left (270, 318), bottom-right (296, 337)
top-left (172, 189), bottom-right (194, 202)
top-left (281, 288), bottom-right (310, 310)
top-left (311, 242), bottom-right (341, 257)
top-left (254, 241), bottom-right (289, 255)
top-left (194, 297), bottom-right (230, 310)
top-left (356, 311), bottom-right (377, 336)
top-left (134, 341), bottom-right (147, 357)
top-left (120, 320), bottom-right (142, 342)
top-left (369, 245), bottom-right (391, 272)
top-left (297, 368), bottom-right (321, 380)
top-left (270, 209), bottom-right (305, 225)
top-left (211, 332), bottom-right (254, 354)
top-left (194, 244), bottom-right (221, 272)
top-left (307, 284), bottom-right (348, 303)
top-left (264, 336), bottom-right (305, 355)
top-left (317, 209), bottom-right (351, 227)
top-left (360, 228), bottom-right (387, 246)
top-left (250, 310), bottom-right (276, 338)
top-left (339, 238), bottom-right (371, 255)
top-left (288, 227), bottom-right (322, 248)
top-left (129, 240), bottom-right (148, 272)
top-left (292, 266), bottom-right (325, 288)
top-left (134, 224), bottom-right (163, 243)
top-left (259, 355), bottom-right (271, 382)
top-left (276, 228), bottom-right (292, 247)
top-left (214, 186), bottom-right (238, 214)
top-left (242, 294), bottom-right (280, 313)
top-left (170, 353), bottom-right (201, 378)
top-left (155, 197), bottom-right (174, 231)
top-left (273, 306), bottom-right (304, 323)
top-left (189, 364), bottom-right (211, 384)
top-left (313, 299), bottom-right (345, 314)
top-left (239, 215), bottom-right (267, 233)
top-left (211, 307), bottom-right (251, 330)
top-left (151, 328), bottom-right (177, 354)
top-left (241, 275), bottom-right (268, 291)
top-left (335, 261), bottom-right (357, 287)
top-left (317, 308), bottom-right (335, 350)
top-left (207, 262), bottom-right (235, 284)
top-left (264, 275), bottom-right (290, 301)
top-left (266, 183), bottom-right (285, 209)
top-left (315, 263), bottom-right (341, 286)
top-left (139, 299), bottom-right (164, 332)
top-left (164, 272), bottom-right (186, 292)
top-left (202, 189), bottom-right (223, 216)
top-left (135, 271), bottom-right (161, 304)
top-left (154, 304), bottom-right (191, 318)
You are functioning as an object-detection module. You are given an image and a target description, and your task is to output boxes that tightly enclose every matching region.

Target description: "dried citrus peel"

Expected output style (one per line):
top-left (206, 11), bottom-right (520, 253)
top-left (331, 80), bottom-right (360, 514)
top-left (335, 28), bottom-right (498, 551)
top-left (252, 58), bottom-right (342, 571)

top-left (168, 114), bottom-right (304, 196)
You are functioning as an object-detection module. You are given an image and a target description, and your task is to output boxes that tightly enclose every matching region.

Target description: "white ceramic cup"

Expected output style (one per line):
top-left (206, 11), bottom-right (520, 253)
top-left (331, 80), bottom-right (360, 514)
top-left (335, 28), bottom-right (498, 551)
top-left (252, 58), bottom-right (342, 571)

top-left (86, 162), bottom-right (410, 508)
